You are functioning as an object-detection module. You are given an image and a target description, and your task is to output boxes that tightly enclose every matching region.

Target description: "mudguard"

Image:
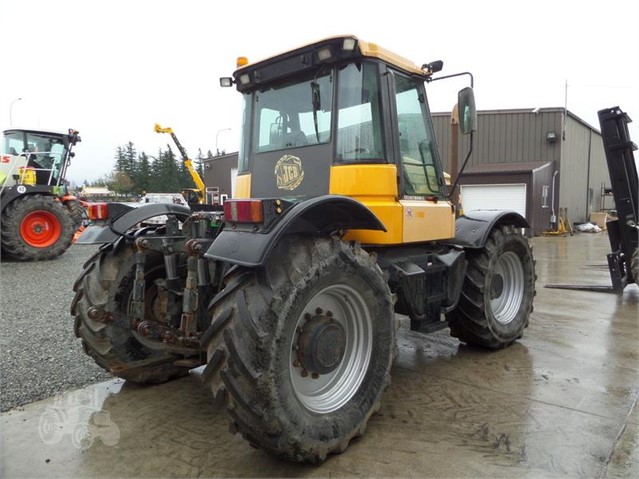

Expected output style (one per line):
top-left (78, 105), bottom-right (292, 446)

top-left (75, 203), bottom-right (191, 244)
top-left (0, 186), bottom-right (59, 209)
top-left (205, 195), bottom-right (386, 267)
top-left (452, 210), bottom-right (529, 248)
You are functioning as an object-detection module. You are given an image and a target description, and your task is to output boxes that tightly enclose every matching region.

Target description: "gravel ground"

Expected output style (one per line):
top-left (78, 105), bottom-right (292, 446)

top-left (0, 244), bottom-right (112, 412)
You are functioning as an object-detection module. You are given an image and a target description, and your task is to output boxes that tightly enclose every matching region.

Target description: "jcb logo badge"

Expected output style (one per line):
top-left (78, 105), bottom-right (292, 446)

top-left (275, 155), bottom-right (304, 190)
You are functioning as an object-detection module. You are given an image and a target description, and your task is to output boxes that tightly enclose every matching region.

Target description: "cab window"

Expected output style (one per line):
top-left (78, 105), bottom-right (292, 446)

top-left (394, 74), bottom-right (443, 196)
top-left (252, 71), bottom-right (332, 154)
top-left (335, 62), bottom-right (384, 163)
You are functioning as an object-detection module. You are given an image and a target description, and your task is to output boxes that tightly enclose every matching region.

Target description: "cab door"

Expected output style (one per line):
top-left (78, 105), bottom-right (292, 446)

top-left (390, 72), bottom-right (455, 242)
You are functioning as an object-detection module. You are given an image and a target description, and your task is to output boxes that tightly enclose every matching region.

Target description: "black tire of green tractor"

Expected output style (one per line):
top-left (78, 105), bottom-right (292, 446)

top-left (447, 224), bottom-right (536, 349)
top-left (66, 199), bottom-right (86, 229)
top-left (0, 194), bottom-right (74, 261)
top-left (203, 236), bottom-right (395, 463)
top-left (631, 247), bottom-right (639, 285)
top-left (71, 240), bottom-right (190, 383)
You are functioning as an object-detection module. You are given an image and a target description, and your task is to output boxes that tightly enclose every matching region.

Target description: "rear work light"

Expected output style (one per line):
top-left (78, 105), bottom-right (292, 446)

top-left (224, 200), bottom-right (264, 223)
top-left (86, 203), bottom-right (109, 220)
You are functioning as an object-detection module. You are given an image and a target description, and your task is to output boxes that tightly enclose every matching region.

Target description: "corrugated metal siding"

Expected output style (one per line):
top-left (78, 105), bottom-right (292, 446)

top-left (433, 109), bottom-right (608, 224)
top-left (433, 110), bottom-right (563, 174)
top-left (558, 117), bottom-right (609, 223)
top-left (559, 117), bottom-right (589, 222)
top-left (587, 134), bottom-right (611, 217)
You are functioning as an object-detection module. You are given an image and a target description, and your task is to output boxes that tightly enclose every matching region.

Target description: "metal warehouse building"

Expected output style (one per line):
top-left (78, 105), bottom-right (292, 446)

top-left (433, 108), bottom-right (610, 236)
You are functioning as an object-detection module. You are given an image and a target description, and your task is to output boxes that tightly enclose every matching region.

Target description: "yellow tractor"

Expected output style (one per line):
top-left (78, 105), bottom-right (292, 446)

top-left (72, 35), bottom-right (535, 463)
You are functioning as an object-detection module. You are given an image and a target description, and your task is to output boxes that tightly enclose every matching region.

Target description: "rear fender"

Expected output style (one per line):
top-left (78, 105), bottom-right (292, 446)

top-left (76, 203), bottom-right (191, 244)
top-left (205, 195), bottom-right (385, 266)
top-left (452, 210), bottom-right (529, 248)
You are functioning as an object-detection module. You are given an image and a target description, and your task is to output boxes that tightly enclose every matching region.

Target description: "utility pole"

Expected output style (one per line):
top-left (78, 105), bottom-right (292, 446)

top-left (9, 97), bottom-right (22, 125)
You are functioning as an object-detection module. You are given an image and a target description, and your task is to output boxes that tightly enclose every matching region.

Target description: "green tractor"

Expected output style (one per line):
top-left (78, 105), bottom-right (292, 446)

top-left (1, 128), bottom-right (83, 260)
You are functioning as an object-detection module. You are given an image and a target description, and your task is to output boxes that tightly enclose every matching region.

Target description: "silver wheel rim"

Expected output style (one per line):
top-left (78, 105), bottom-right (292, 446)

top-left (491, 251), bottom-right (524, 324)
top-left (289, 284), bottom-right (372, 414)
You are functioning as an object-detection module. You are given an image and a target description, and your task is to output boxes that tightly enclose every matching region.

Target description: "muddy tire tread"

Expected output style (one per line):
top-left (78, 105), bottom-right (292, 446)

top-left (448, 225), bottom-right (536, 349)
top-left (205, 236), bottom-right (394, 463)
top-left (65, 199), bottom-right (86, 229)
top-left (631, 247), bottom-right (639, 284)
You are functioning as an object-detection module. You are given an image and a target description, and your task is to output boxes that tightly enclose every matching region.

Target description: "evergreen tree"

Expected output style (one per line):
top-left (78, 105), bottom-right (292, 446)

top-left (149, 146), bottom-right (181, 192)
top-left (114, 146), bottom-right (126, 173)
top-left (114, 142), bottom-right (136, 177)
top-left (195, 148), bottom-right (206, 182)
top-left (111, 139), bottom-right (220, 196)
top-left (178, 153), bottom-right (192, 189)
top-left (136, 152), bottom-right (152, 194)
top-left (148, 149), bottom-right (164, 192)
top-left (123, 142), bottom-right (137, 181)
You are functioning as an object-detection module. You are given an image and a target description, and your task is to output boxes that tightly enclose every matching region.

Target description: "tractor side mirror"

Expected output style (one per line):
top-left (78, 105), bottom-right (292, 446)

top-left (458, 87), bottom-right (477, 135)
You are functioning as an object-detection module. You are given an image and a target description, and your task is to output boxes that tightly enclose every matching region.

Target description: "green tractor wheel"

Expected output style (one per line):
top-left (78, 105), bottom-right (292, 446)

top-left (1, 194), bottom-right (74, 261)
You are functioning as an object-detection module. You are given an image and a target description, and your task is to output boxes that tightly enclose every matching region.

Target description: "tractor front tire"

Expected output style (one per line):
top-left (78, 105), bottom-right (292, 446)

top-left (1, 194), bottom-right (74, 261)
top-left (203, 236), bottom-right (395, 463)
top-left (447, 224), bottom-right (536, 349)
top-left (71, 240), bottom-right (190, 383)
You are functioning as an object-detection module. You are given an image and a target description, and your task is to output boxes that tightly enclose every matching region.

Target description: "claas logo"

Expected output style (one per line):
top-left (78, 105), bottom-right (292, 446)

top-left (1, 155), bottom-right (11, 163)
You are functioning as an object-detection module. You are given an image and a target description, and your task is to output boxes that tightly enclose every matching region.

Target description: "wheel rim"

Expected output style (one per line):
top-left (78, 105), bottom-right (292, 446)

top-left (490, 251), bottom-right (525, 324)
top-left (289, 284), bottom-right (372, 414)
top-left (20, 210), bottom-right (62, 247)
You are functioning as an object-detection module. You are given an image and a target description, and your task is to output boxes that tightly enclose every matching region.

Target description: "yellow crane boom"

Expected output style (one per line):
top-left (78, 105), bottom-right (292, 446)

top-left (154, 123), bottom-right (206, 203)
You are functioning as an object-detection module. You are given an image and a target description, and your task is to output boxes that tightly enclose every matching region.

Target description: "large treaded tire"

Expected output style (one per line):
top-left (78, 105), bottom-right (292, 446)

top-left (631, 247), bottom-right (639, 285)
top-left (202, 236), bottom-right (395, 463)
top-left (71, 240), bottom-right (189, 383)
top-left (65, 199), bottom-right (86, 229)
top-left (1, 194), bottom-right (74, 261)
top-left (447, 225), bottom-right (536, 349)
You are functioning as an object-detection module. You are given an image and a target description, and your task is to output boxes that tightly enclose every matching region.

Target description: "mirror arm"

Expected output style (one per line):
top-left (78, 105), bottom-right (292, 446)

top-left (427, 71), bottom-right (474, 88)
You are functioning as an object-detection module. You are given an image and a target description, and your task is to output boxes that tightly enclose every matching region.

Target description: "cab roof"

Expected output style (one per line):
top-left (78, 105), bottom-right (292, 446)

top-left (232, 35), bottom-right (433, 92)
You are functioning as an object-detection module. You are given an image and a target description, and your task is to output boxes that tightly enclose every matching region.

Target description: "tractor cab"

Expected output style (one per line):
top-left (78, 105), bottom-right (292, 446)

top-left (221, 35), bottom-right (475, 246)
top-left (1, 128), bottom-right (80, 189)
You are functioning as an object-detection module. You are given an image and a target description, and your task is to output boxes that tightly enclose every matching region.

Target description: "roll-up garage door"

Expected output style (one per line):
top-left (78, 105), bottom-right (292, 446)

top-left (459, 184), bottom-right (527, 218)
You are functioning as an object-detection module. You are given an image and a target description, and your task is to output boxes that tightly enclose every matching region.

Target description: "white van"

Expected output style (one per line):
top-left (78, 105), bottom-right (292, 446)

top-left (138, 193), bottom-right (188, 225)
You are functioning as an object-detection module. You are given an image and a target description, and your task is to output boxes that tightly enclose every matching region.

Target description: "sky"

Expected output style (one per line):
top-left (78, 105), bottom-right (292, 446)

top-left (2, 0), bottom-right (638, 186)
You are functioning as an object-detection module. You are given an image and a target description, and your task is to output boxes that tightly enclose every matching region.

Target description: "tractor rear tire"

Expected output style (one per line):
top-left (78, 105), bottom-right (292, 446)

top-left (631, 247), bottom-right (639, 285)
top-left (1, 194), bottom-right (74, 261)
top-left (71, 240), bottom-right (190, 383)
top-left (447, 225), bottom-right (536, 349)
top-left (203, 236), bottom-right (395, 463)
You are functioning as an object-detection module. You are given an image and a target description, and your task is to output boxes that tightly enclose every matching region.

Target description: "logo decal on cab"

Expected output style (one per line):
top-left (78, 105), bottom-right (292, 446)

top-left (275, 155), bottom-right (304, 190)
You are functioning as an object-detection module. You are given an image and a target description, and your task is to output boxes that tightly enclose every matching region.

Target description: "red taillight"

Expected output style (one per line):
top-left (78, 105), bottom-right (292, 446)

top-left (223, 200), bottom-right (264, 223)
top-left (86, 203), bottom-right (109, 220)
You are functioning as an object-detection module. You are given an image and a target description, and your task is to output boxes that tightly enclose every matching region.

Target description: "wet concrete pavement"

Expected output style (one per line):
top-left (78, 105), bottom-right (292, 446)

top-left (1, 232), bottom-right (637, 478)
